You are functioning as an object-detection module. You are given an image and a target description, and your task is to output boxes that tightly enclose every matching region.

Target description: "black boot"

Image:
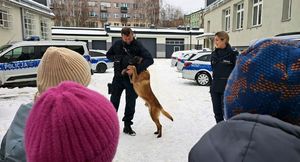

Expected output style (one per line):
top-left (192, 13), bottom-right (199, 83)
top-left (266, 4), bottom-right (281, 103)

top-left (123, 124), bottom-right (136, 136)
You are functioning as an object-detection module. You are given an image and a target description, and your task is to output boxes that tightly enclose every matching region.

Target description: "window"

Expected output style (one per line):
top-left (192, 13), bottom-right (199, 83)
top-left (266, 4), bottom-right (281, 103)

top-left (100, 13), bottom-right (109, 19)
top-left (114, 23), bottom-right (119, 26)
top-left (89, 51), bottom-right (106, 57)
top-left (114, 14), bottom-right (119, 18)
top-left (121, 14), bottom-right (129, 18)
top-left (114, 3), bottom-right (119, 8)
top-left (134, 23), bottom-right (139, 27)
top-left (224, 8), bottom-right (230, 31)
top-left (0, 9), bottom-right (11, 29)
top-left (197, 54), bottom-right (211, 62)
top-left (166, 39), bottom-right (184, 45)
top-left (1, 47), bottom-right (35, 62)
top-left (100, 2), bottom-right (111, 7)
top-left (140, 24), bottom-right (145, 27)
top-left (133, 3), bottom-right (138, 9)
top-left (24, 11), bottom-right (35, 38)
top-left (65, 46), bottom-right (84, 55)
top-left (89, 11), bottom-right (97, 17)
top-left (40, 18), bottom-right (49, 40)
top-left (236, 3), bottom-right (244, 30)
top-left (207, 20), bottom-right (210, 32)
top-left (252, 0), bottom-right (263, 26)
top-left (174, 46), bottom-right (181, 52)
top-left (282, 0), bottom-right (292, 21)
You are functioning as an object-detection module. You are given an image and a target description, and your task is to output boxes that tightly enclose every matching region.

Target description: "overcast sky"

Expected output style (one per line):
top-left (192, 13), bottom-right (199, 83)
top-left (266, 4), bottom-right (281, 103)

top-left (163, 0), bottom-right (206, 14)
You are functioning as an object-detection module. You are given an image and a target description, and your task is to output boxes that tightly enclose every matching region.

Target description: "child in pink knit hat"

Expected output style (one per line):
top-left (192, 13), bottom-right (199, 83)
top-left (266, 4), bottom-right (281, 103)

top-left (25, 81), bottom-right (119, 162)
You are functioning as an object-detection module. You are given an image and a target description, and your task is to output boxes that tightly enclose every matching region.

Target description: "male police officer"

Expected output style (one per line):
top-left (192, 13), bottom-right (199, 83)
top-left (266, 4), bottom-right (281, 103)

top-left (106, 27), bottom-right (154, 136)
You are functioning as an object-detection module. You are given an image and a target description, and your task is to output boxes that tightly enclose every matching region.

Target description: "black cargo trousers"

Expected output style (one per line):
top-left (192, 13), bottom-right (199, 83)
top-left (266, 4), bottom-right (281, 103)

top-left (110, 75), bottom-right (138, 126)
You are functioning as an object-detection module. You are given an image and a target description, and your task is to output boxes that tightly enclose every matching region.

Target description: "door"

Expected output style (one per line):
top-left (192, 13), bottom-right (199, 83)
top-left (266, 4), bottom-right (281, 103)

top-left (0, 46), bottom-right (39, 84)
top-left (137, 38), bottom-right (157, 58)
top-left (166, 39), bottom-right (184, 58)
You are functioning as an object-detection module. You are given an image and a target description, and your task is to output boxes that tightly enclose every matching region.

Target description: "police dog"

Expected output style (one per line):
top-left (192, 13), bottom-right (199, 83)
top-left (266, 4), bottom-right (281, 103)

top-left (127, 65), bottom-right (173, 138)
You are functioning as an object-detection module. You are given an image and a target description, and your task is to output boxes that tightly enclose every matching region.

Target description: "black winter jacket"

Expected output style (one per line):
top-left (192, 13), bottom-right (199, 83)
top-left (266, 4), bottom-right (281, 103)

top-left (210, 45), bottom-right (238, 92)
top-left (106, 39), bottom-right (154, 77)
top-left (189, 113), bottom-right (300, 162)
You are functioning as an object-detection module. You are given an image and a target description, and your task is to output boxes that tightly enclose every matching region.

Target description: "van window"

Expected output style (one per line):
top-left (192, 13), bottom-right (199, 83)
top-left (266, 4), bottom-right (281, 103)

top-left (35, 46), bottom-right (49, 59)
top-left (67, 46), bottom-right (84, 55)
top-left (0, 46), bottom-right (35, 63)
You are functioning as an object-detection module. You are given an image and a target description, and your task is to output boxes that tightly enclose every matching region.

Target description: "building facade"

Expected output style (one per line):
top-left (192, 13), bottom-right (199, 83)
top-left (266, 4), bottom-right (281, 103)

top-left (184, 9), bottom-right (204, 29)
top-left (51, 26), bottom-right (204, 58)
top-left (51, 0), bottom-right (159, 28)
top-left (199, 0), bottom-right (299, 50)
top-left (0, 0), bottom-right (54, 45)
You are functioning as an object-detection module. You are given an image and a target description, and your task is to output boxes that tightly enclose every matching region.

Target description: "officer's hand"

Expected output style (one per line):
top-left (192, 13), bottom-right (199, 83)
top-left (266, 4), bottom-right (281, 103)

top-left (121, 69), bottom-right (127, 75)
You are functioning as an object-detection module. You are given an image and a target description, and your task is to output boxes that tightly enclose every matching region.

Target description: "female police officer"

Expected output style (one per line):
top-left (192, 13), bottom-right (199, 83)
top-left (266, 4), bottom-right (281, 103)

top-left (210, 31), bottom-right (238, 123)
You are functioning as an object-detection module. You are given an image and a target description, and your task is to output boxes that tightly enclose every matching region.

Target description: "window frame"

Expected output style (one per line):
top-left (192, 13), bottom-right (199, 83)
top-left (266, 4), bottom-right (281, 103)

top-left (236, 2), bottom-right (244, 30)
top-left (252, 0), bottom-right (263, 27)
top-left (24, 11), bottom-right (35, 38)
top-left (224, 8), bottom-right (231, 32)
top-left (282, 0), bottom-right (292, 21)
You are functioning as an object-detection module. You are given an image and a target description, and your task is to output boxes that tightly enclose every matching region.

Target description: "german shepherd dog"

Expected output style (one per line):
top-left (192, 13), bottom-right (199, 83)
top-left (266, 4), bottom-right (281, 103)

top-left (127, 65), bottom-right (173, 138)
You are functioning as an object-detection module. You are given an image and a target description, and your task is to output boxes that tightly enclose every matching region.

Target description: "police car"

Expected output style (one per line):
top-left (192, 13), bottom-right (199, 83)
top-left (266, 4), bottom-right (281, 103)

top-left (0, 41), bottom-right (91, 86)
top-left (171, 49), bottom-right (201, 67)
top-left (182, 53), bottom-right (212, 86)
top-left (89, 49), bottom-right (113, 73)
top-left (176, 49), bottom-right (212, 72)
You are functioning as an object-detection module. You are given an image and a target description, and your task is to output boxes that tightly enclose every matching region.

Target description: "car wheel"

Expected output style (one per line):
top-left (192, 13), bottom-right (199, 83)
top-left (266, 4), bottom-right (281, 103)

top-left (96, 63), bottom-right (107, 73)
top-left (195, 72), bottom-right (211, 86)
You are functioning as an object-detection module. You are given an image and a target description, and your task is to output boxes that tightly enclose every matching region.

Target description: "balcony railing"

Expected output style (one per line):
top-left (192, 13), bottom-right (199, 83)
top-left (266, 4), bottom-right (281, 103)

top-left (100, 6), bottom-right (107, 12)
top-left (120, 7), bottom-right (128, 13)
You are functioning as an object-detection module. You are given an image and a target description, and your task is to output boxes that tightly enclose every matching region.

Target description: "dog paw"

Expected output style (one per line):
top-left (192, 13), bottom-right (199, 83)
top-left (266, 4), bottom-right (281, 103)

top-left (154, 131), bottom-right (159, 134)
top-left (157, 134), bottom-right (162, 138)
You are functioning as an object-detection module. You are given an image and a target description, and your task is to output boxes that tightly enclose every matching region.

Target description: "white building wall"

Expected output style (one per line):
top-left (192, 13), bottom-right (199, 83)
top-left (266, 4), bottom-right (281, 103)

top-left (204, 0), bottom-right (300, 49)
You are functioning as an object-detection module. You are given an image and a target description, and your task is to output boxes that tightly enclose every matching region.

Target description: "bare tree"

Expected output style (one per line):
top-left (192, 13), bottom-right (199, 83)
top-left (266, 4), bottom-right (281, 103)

top-left (52, 0), bottom-right (89, 27)
top-left (133, 0), bottom-right (159, 27)
top-left (159, 0), bottom-right (184, 27)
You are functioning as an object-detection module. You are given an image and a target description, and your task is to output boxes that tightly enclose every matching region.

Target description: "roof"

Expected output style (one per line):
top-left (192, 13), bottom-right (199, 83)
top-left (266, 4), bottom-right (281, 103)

top-left (108, 27), bottom-right (204, 35)
top-left (52, 28), bottom-right (108, 36)
top-left (196, 33), bottom-right (215, 39)
top-left (9, 0), bottom-right (54, 17)
top-left (7, 41), bottom-right (87, 46)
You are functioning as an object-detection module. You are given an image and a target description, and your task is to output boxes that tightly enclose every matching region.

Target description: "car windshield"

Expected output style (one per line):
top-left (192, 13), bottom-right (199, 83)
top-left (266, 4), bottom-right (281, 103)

top-left (0, 45), bottom-right (12, 53)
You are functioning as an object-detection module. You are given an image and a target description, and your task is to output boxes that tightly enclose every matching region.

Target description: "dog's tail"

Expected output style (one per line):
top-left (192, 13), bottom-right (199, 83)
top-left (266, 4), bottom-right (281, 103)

top-left (161, 109), bottom-right (174, 121)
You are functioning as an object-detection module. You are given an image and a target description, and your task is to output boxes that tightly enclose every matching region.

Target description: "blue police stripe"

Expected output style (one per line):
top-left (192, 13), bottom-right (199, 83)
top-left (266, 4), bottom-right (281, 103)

top-left (184, 64), bottom-right (212, 71)
top-left (0, 60), bottom-right (40, 71)
top-left (91, 58), bottom-right (112, 64)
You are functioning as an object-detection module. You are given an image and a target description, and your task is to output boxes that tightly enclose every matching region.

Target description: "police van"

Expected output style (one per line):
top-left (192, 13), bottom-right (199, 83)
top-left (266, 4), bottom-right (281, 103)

top-left (89, 49), bottom-right (113, 73)
top-left (0, 41), bottom-right (91, 86)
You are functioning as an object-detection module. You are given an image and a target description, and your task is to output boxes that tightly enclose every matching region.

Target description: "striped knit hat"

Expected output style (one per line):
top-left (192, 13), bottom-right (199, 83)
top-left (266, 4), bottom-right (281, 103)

top-left (224, 38), bottom-right (300, 125)
top-left (37, 47), bottom-right (91, 94)
top-left (25, 81), bottom-right (120, 162)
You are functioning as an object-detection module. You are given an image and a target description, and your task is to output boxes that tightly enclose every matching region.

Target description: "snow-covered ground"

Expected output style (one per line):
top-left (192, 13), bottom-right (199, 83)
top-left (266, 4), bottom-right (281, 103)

top-left (0, 59), bottom-right (215, 162)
